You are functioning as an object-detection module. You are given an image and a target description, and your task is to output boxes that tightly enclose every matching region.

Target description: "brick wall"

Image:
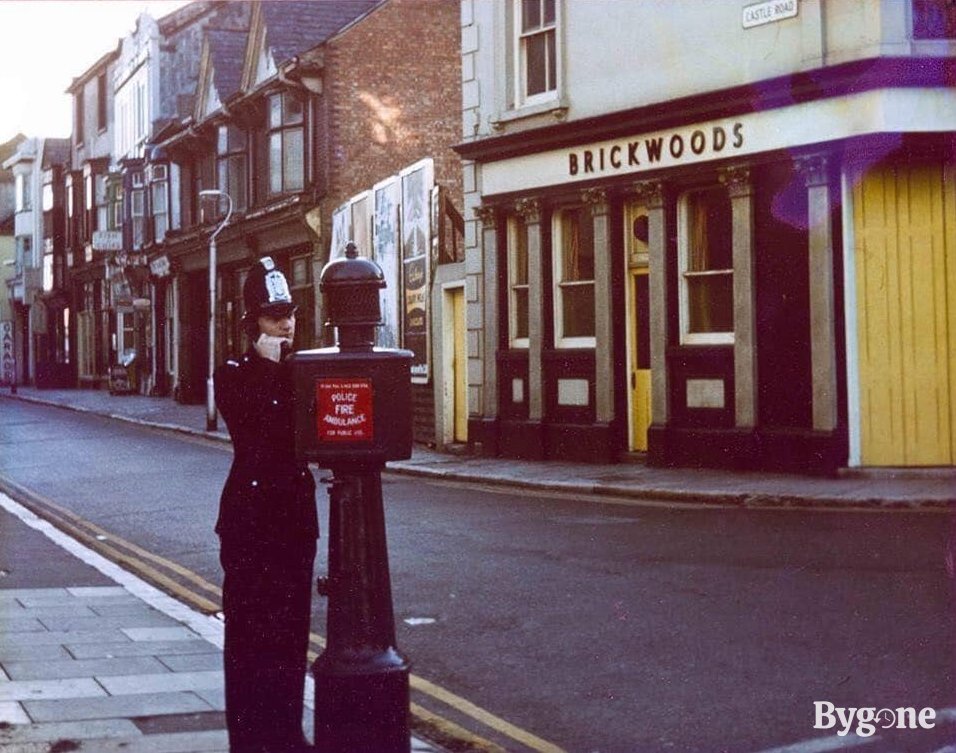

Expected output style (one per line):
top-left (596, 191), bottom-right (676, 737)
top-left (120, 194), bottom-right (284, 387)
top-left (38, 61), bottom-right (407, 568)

top-left (321, 0), bottom-right (462, 230)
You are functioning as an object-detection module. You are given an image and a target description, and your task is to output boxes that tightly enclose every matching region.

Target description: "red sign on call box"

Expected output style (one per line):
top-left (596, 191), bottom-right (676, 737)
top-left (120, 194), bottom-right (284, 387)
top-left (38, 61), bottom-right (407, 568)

top-left (316, 378), bottom-right (374, 442)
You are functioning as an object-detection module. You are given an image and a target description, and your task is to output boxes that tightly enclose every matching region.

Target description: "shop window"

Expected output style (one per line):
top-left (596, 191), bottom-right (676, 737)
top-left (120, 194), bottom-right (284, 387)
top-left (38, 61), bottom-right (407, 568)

top-left (678, 187), bottom-right (734, 344)
top-left (507, 214), bottom-right (529, 347)
top-left (267, 91), bottom-right (305, 196)
top-left (913, 0), bottom-right (956, 38)
top-left (552, 206), bottom-right (595, 347)
top-left (516, 0), bottom-right (558, 104)
top-left (217, 125), bottom-right (248, 211)
top-left (106, 177), bottom-right (123, 232)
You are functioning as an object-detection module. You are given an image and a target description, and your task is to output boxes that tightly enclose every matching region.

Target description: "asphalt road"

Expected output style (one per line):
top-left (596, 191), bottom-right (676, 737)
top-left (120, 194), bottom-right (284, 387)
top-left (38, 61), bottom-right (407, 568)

top-left (1, 398), bottom-right (954, 753)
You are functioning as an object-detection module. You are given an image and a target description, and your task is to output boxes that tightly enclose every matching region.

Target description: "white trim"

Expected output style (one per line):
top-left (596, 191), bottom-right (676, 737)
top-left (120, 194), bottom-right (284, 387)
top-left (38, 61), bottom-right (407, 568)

top-left (506, 215), bottom-right (530, 349)
top-left (676, 190), bottom-right (735, 346)
top-left (841, 166), bottom-right (861, 467)
top-left (551, 207), bottom-right (597, 349)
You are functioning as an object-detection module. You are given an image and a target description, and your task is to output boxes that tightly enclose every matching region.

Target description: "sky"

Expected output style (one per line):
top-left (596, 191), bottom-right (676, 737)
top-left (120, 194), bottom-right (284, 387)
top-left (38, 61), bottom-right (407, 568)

top-left (0, 0), bottom-right (190, 144)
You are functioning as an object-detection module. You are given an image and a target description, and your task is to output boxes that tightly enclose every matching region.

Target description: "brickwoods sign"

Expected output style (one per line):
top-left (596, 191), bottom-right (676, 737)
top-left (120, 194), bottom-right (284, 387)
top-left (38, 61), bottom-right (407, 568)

top-left (480, 88), bottom-right (956, 196)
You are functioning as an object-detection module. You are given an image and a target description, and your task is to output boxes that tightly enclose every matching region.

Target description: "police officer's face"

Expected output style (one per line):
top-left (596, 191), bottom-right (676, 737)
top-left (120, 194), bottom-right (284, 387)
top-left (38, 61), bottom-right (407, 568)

top-left (257, 311), bottom-right (296, 341)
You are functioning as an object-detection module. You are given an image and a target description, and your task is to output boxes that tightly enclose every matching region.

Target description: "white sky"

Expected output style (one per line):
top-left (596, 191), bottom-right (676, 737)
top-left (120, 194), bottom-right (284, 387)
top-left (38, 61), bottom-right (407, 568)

top-left (0, 0), bottom-right (190, 143)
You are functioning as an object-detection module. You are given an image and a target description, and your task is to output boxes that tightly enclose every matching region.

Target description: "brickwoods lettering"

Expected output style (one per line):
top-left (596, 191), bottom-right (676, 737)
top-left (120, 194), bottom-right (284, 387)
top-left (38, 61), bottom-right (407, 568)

top-left (568, 122), bottom-right (744, 177)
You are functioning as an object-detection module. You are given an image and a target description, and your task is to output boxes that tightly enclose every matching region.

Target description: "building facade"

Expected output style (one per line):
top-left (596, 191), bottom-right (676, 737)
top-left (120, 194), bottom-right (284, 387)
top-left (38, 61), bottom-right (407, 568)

top-left (3, 137), bottom-right (70, 388)
top-left (145, 0), bottom-right (464, 446)
top-left (458, 0), bottom-right (956, 471)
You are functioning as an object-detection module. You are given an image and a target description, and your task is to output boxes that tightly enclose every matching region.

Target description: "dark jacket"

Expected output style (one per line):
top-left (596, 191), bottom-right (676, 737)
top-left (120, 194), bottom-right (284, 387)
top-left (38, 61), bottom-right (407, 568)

top-left (214, 348), bottom-right (319, 544)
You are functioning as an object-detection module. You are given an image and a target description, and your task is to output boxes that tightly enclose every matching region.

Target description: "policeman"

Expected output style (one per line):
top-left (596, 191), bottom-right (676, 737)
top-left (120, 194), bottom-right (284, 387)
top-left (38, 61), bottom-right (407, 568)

top-left (214, 256), bottom-right (319, 753)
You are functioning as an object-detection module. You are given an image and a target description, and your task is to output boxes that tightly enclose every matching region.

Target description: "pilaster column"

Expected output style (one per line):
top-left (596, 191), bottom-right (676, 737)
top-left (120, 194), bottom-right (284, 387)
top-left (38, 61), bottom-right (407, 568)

top-left (796, 154), bottom-right (838, 432)
top-left (515, 197), bottom-right (543, 421)
top-left (719, 166), bottom-right (757, 428)
top-left (633, 179), bottom-right (668, 425)
top-left (474, 204), bottom-right (497, 419)
top-left (583, 187), bottom-right (613, 423)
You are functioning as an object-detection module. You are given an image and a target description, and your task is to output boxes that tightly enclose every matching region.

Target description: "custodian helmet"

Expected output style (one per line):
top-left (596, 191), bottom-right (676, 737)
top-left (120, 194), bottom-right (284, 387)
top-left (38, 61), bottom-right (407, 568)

top-left (242, 256), bottom-right (295, 321)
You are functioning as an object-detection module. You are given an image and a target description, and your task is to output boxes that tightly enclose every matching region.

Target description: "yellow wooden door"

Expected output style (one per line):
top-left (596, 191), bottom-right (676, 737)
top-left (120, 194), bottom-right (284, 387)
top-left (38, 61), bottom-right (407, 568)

top-left (452, 287), bottom-right (468, 443)
top-left (853, 163), bottom-right (956, 465)
top-left (629, 269), bottom-right (652, 451)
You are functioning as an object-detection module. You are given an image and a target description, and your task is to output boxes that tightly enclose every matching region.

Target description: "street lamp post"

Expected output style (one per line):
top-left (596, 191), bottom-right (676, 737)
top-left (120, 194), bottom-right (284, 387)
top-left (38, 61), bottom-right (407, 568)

top-left (198, 189), bottom-right (233, 432)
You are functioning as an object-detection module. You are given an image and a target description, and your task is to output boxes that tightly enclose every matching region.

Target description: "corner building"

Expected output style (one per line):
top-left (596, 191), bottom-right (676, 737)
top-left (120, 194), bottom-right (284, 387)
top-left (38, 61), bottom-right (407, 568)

top-left (458, 0), bottom-right (956, 471)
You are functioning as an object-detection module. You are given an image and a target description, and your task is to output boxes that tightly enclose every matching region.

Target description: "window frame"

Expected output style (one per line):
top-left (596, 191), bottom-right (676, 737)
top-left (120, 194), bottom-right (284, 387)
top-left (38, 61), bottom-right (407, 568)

top-left (912, 0), bottom-right (956, 39)
top-left (506, 214), bottom-right (530, 349)
top-left (513, 0), bottom-right (559, 108)
top-left (677, 187), bottom-right (735, 346)
top-left (266, 91), bottom-right (306, 197)
top-left (217, 124), bottom-right (248, 211)
top-left (551, 205), bottom-right (596, 349)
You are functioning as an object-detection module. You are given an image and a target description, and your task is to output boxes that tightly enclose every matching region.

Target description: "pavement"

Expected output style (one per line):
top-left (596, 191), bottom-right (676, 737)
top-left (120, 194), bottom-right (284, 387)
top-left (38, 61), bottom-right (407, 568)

top-left (2, 386), bottom-right (954, 510)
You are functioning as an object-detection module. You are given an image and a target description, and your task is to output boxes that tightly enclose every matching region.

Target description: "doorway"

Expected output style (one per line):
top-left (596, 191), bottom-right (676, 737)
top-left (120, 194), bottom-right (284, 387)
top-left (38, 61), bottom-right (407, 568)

top-left (442, 284), bottom-right (468, 445)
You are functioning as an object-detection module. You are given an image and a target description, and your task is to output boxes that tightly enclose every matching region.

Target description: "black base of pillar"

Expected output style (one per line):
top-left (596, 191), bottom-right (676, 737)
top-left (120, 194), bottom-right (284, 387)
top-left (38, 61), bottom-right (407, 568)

top-left (313, 653), bottom-right (410, 753)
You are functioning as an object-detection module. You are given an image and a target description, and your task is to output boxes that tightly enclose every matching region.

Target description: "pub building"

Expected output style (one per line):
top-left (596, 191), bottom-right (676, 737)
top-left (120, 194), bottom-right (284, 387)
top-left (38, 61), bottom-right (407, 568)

top-left (457, 2), bottom-right (956, 472)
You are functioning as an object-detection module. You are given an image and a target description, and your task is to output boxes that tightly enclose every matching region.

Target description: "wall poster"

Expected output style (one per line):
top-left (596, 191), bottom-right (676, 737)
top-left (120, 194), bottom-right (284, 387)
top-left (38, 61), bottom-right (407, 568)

top-left (329, 202), bottom-right (351, 260)
top-left (372, 177), bottom-right (401, 349)
top-left (400, 158), bottom-right (434, 383)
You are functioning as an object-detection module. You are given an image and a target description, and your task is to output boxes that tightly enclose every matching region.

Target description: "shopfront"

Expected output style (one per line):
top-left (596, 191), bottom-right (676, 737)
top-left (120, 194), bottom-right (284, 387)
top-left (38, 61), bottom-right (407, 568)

top-left (464, 85), bottom-right (956, 471)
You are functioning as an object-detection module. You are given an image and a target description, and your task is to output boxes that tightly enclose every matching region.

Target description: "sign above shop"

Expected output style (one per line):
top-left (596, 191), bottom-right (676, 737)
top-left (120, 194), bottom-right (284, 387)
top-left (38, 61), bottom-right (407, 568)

top-left (150, 256), bottom-right (171, 277)
top-left (480, 88), bottom-right (956, 196)
top-left (742, 0), bottom-right (798, 29)
top-left (92, 230), bottom-right (123, 252)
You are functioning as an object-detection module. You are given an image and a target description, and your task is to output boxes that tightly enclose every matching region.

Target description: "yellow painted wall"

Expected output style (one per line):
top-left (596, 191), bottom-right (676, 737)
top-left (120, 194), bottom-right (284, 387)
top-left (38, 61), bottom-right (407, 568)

top-left (853, 162), bottom-right (956, 466)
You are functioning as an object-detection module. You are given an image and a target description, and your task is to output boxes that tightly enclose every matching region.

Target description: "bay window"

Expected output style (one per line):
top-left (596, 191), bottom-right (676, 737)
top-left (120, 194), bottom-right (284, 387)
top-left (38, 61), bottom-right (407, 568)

top-left (267, 91), bottom-right (305, 195)
top-left (217, 125), bottom-right (247, 211)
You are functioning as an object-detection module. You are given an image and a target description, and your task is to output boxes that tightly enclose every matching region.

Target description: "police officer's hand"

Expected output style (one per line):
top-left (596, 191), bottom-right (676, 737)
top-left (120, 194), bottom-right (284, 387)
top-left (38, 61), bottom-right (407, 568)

top-left (254, 334), bottom-right (293, 363)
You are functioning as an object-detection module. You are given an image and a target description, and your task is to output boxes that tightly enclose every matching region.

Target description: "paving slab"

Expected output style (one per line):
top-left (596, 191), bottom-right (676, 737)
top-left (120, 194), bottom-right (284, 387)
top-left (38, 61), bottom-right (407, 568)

top-left (66, 639), bottom-right (213, 660)
top-left (0, 643), bottom-right (72, 662)
top-left (23, 691), bottom-right (215, 723)
top-left (0, 717), bottom-right (141, 743)
top-left (156, 652), bottom-right (222, 673)
top-left (0, 700), bottom-right (31, 724)
top-left (122, 627), bottom-right (206, 643)
top-left (37, 612), bottom-right (180, 632)
top-left (0, 677), bottom-right (106, 703)
top-left (98, 670), bottom-right (223, 696)
top-left (1, 655), bottom-right (169, 681)
top-left (0, 628), bottom-right (132, 646)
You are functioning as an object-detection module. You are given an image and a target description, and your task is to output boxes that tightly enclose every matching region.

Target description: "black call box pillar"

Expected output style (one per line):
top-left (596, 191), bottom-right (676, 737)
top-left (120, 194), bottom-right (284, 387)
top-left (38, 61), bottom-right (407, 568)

top-left (291, 242), bottom-right (412, 753)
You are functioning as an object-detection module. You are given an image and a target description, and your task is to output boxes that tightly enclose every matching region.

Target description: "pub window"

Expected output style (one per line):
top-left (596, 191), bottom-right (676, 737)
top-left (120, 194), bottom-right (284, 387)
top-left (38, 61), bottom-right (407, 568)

top-left (678, 186), bottom-right (734, 345)
top-left (289, 254), bottom-right (314, 349)
top-left (217, 125), bottom-right (248, 211)
top-left (515, 0), bottom-right (558, 105)
top-left (552, 206), bottom-right (595, 347)
top-left (507, 214), bottom-right (529, 348)
top-left (913, 0), bottom-right (956, 38)
top-left (267, 91), bottom-right (305, 196)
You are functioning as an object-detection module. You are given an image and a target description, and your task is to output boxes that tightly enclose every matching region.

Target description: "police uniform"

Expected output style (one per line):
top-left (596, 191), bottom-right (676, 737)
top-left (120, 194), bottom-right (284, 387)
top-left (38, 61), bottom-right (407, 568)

top-left (214, 257), bottom-right (318, 753)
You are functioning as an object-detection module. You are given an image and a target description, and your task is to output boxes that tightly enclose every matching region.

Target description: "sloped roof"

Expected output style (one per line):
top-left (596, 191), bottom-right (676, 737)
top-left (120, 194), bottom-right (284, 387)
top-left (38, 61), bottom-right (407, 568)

top-left (207, 28), bottom-right (248, 101)
top-left (261, 0), bottom-right (382, 66)
top-left (42, 139), bottom-right (72, 170)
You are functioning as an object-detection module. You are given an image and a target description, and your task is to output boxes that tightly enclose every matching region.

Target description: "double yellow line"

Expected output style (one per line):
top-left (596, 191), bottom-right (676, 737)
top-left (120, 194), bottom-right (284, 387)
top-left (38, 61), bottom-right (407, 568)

top-left (0, 474), bottom-right (565, 753)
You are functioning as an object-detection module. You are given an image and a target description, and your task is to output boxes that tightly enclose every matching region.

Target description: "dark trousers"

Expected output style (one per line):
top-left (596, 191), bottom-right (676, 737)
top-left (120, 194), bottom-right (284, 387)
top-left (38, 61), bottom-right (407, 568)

top-left (220, 536), bottom-right (317, 753)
